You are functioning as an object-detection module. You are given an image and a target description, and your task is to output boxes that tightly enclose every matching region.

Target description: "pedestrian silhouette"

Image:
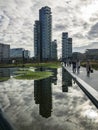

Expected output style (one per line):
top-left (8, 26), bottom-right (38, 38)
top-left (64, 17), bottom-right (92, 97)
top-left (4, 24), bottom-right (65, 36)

top-left (76, 60), bottom-right (80, 74)
top-left (72, 60), bottom-right (76, 73)
top-left (86, 60), bottom-right (91, 77)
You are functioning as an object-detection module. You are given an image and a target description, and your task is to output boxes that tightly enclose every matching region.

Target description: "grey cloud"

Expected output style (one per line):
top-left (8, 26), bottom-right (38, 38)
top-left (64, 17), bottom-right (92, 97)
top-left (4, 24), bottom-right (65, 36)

top-left (72, 33), bottom-right (84, 39)
top-left (53, 24), bottom-right (67, 31)
top-left (72, 17), bottom-right (87, 27)
top-left (0, 15), bottom-right (4, 23)
top-left (83, 22), bottom-right (90, 29)
top-left (77, 0), bottom-right (93, 6)
top-left (74, 42), bottom-right (98, 52)
top-left (0, 0), bottom-right (98, 55)
top-left (90, 13), bottom-right (98, 22)
top-left (55, 6), bottom-right (68, 12)
top-left (88, 22), bottom-right (98, 39)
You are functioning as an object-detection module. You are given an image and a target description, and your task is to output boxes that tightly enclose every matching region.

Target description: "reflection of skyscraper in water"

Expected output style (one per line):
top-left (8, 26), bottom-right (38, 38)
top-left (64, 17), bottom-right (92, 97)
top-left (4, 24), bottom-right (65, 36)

top-left (62, 67), bottom-right (72, 92)
top-left (51, 68), bottom-right (57, 85)
top-left (34, 77), bottom-right (52, 118)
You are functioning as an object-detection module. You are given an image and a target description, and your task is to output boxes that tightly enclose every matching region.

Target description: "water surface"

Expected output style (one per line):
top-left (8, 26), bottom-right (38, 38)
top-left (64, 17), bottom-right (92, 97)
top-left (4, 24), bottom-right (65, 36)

top-left (0, 67), bottom-right (98, 130)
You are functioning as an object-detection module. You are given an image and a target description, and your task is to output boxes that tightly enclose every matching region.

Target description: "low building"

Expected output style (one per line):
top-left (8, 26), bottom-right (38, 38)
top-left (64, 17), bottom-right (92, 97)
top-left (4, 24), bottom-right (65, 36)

top-left (85, 49), bottom-right (98, 60)
top-left (10, 48), bottom-right (24, 59)
top-left (10, 48), bottom-right (30, 63)
top-left (24, 50), bottom-right (30, 59)
top-left (0, 43), bottom-right (10, 63)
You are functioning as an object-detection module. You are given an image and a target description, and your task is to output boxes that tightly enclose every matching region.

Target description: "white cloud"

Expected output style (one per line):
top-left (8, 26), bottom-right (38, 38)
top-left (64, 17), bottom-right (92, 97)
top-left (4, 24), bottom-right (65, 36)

top-left (0, 0), bottom-right (98, 56)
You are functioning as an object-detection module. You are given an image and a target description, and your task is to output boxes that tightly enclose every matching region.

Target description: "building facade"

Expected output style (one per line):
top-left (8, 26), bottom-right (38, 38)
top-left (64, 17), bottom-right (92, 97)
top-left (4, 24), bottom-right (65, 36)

top-left (85, 49), bottom-right (98, 60)
top-left (10, 48), bottom-right (24, 59)
top-left (34, 6), bottom-right (52, 61)
top-left (0, 43), bottom-right (10, 63)
top-left (68, 38), bottom-right (72, 58)
top-left (10, 48), bottom-right (30, 60)
top-left (34, 20), bottom-right (41, 61)
top-left (24, 50), bottom-right (30, 59)
top-left (39, 6), bottom-right (52, 61)
top-left (62, 32), bottom-right (68, 60)
top-left (51, 40), bottom-right (57, 60)
top-left (62, 32), bottom-right (72, 61)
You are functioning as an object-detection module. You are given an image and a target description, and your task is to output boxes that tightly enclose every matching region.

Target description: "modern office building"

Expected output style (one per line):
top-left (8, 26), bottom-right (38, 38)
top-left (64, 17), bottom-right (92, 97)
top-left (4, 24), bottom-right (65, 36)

top-left (10, 48), bottom-right (24, 59)
top-left (0, 43), bottom-right (10, 63)
top-left (10, 48), bottom-right (30, 59)
top-left (34, 20), bottom-right (41, 61)
top-left (68, 38), bottom-right (72, 58)
top-left (39, 6), bottom-right (52, 61)
top-left (85, 49), bottom-right (98, 60)
top-left (62, 32), bottom-right (68, 60)
top-left (62, 32), bottom-right (72, 61)
top-left (51, 40), bottom-right (57, 60)
top-left (24, 50), bottom-right (30, 59)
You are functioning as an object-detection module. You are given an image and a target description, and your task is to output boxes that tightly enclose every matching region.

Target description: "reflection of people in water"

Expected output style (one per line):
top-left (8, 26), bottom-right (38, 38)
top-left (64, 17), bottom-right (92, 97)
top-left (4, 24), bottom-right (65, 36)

top-left (34, 78), bottom-right (52, 118)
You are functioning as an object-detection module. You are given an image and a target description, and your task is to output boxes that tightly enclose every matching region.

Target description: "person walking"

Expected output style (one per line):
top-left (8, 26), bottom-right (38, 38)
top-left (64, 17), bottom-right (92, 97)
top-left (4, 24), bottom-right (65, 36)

top-left (76, 60), bottom-right (80, 74)
top-left (86, 60), bottom-right (91, 77)
top-left (72, 60), bottom-right (76, 73)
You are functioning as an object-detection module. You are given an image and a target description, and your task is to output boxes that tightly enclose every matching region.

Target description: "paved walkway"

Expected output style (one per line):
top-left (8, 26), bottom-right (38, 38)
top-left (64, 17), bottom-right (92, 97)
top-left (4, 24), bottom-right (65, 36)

top-left (65, 66), bottom-right (98, 92)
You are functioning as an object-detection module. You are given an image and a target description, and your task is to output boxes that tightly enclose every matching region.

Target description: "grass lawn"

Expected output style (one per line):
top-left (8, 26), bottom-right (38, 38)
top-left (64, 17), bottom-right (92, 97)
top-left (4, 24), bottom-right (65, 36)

top-left (0, 62), bottom-right (61, 69)
top-left (23, 62), bottom-right (61, 68)
top-left (14, 70), bottom-right (53, 80)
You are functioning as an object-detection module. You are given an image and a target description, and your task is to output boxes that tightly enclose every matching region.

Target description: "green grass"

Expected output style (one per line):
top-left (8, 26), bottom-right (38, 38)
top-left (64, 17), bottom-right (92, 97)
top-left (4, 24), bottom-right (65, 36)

top-left (24, 62), bottom-right (61, 68)
top-left (14, 70), bottom-right (53, 80)
top-left (0, 77), bottom-right (10, 82)
top-left (0, 62), bottom-right (61, 69)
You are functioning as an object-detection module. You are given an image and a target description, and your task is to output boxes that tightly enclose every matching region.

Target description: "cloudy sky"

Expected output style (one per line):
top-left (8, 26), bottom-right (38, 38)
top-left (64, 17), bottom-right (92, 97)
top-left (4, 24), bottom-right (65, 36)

top-left (0, 0), bottom-right (98, 57)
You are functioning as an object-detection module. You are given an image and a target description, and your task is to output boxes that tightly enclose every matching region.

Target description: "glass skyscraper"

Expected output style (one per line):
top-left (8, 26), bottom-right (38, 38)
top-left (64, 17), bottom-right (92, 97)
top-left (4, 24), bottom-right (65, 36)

top-left (62, 32), bottom-right (72, 60)
top-left (34, 6), bottom-right (52, 61)
top-left (34, 20), bottom-right (41, 61)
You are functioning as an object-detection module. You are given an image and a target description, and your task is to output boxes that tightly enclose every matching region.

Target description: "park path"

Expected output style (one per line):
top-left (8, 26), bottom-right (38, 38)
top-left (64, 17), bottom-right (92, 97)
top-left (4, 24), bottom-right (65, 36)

top-left (64, 65), bottom-right (98, 92)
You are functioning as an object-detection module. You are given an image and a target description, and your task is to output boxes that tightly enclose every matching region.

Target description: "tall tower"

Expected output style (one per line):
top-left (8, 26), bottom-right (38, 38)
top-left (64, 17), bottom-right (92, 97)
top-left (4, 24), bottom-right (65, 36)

top-left (34, 20), bottom-right (41, 61)
top-left (39, 6), bottom-right (52, 61)
top-left (51, 40), bottom-right (57, 60)
top-left (68, 38), bottom-right (72, 59)
top-left (62, 32), bottom-right (68, 61)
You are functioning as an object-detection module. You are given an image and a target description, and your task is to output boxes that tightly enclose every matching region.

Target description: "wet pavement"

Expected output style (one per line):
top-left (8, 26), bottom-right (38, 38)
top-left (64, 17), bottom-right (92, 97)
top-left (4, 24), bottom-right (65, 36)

top-left (64, 66), bottom-right (98, 92)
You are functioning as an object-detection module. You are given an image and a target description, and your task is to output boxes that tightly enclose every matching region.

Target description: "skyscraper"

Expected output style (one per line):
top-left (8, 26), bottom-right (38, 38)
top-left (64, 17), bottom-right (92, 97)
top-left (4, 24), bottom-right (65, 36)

top-left (39, 6), bottom-right (52, 61)
top-left (62, 32), bottom-right (72, 61)
top-left (51, 40), bottom-right (57, 60)
top-left (62, 32), bottom-right (68, 60)
top-left (34, 20), bottom-right (41, 61)
top-left (68, 38), bottom-right (72, 58)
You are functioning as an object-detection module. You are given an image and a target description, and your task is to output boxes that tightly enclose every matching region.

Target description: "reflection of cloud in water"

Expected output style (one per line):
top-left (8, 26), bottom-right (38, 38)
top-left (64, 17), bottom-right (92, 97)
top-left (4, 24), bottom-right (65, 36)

top-left (0, 68), bottom-right (98, 129)
top-left (84, 109), bottom-right (98, 119)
